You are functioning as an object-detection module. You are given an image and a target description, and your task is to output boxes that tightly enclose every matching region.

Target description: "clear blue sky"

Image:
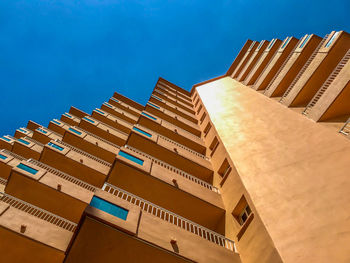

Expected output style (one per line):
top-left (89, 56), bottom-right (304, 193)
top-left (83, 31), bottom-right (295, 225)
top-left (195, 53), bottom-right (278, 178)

top-left (0, 0), bottom-right (349, 136)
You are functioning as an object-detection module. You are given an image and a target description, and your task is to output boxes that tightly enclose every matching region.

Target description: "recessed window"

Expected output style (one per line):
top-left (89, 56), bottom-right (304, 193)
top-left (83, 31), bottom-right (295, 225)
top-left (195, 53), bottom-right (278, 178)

top-left (17, 163), bottom-right (38, 175)
top-left (267, 39), bottom-right (276, 49)
top-left (147, 102), bottom-right (160, 109)
top-left (48, 142), bottom-right (64, 151)
top-left (299, 34), bottom-right (311, 48)
top-left (209, 137), bottom-right (219, 157)
top-left (68, 128), bottom-right (82, 135)
top-left (0, 154), bottom-right (7, 160)
top-left (132, 127), bottom-right (152, 138)
top-left (325, 31), bottom-right (339, 48)
top-left (94, 109), bottom-right (105, 115)
top-left (36, 128), bottom-right (48, 134)
top-left (257, 40), bottom-right (264, 49)
top-left (194, 98), bottom-right (200, 107)
top-left (141, 112), bottom-right (157, 121)
top-left (90, 196), bottom-right (128, 220)
top-left (248, 41), bottom-right (256, 51)
top-left (83, 117), bottom-right (95, 123)
top-left (239, 205), bottom-right (252, 225)
top-left (18, 128), bottom-right (28, 133)
top-left (203, 122), bottom-right (212, 137)
top-left (18, 138), bottom-right (30, 145)
top-left (218, 159), bottom-right (232, 186)
top-left (197, 104), bottom-right (203, 114)
top-left (281, 37), bottom-right (290, 49)
top-left (110, 97), bottom-right (119, 103)
top-left (200, 112), bottom-right (207, 124)
top-left (63, 113), bottom-right (72, 118)
top-left (118, 151), bottom-right (144, 166)
top-left (51, 119), bottom-right (62, 125)
top-left (232, 196), bottom-right (254, 240)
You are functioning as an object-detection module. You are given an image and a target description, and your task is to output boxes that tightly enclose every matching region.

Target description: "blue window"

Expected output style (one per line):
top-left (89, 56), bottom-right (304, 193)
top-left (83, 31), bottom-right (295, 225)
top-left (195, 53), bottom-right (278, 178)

top-left (141, 112), bottom-right (157, 121)
top-left (147, 102), bottom-right (160, 109)
top-left (83, 117), bottom-right (95, 123)
top-left (37, 128), bottom-right (48, 134)
top-left (299, 35), bottom-right (311, 48)
top-left (281, 37), bottom-right (290, 49)
top-left (18, 128), bottom-right (27, 133)
top-left (17, 163), bottom-right (38, 175)
top-left (110, 97), bottom-right (119, 102)
top-left (152, 95), bottom-right (162, 101)
top-left (267, 39), bottom-right (276, 49)
top-left (63, 113), bottom-right (72, 118)
top-left (103, 102), bottom-right (113, 108)
top-left (90, 196), bottom-right (128, 220)
top-left (48, 142), bottom-right (64, 151)
top-left (1, 136), bottom-right (11, 142)
top-left (133, 127), bottom-right (152, 138)
top-left (51, 120), bottom-right (61, 125)
top-left (94, 109), bottom-right (105, 115)
top-left (257, 41), bottom-right (264, 49)
top-left (118, 151), bottom-right (144, 166)
top-left (68, 128), bottom-right (82, 135)
top-left (18, 139), bottom-right (30, 145)
top-left (0, 154), bottom-right (7, 160)
top-left (325, 32), bottom-right (339, 48)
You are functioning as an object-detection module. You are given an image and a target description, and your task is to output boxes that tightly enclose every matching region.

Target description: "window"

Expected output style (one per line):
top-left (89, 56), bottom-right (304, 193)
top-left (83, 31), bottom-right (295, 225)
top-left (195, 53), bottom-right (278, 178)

top-left (239, 205), bottom-right (252, 225)
top-left (63, 113), bottom-right (72, 118)
top-left (194, 98), bottom-right (200, 108)
top-left (103, 102), bottom-right (113, 108)
top-left (83, 117), bottom-right (95, 123)
top-left (147, 102), bottom-right (160, 109)
top-left (299, 34), bottom-right (311, 48)
top-left (232, 195), bottom-right (254, 240)
top-left (94, 109), bottom-right (105, 115)
top-left (1, 136), bottom-right (11, 142)
top-left (141, 112), bottom-right (157, 121)
top-left (18, 138), bottom-right (30, 145)
top-left (36, 128), bottom-right (48, 134)
top-left (18, 128), bottom-right (28, 133)
top-left (90, 196), bottom-right (128, 220)
top-left (48, 142), bottom-right (64, 151)
top-left (110, 97), bottom-right (119, 103)
top-left (132, 127), bottom-right (152, 138)
top-left (151, 95), bottom-right (162, 101)
top-left (197, 104), bottom-right (203, 115)
top-left (203, 123), bottom-right (212, 137)
top-left (0, 154), bottom-right (7, 160)
top-left (267, 39), bottom-right (276, 49)
top-left (200, 112), bottom-right (206, 124)
top-left (17, 163), bottom-right (38, 175)
top-left (68, 128), bottom-right (82, 135)
top-left (51, 119), bottom-right (62, 125)
top-left (325, 31), bottom-right (339, 48)
top-left (248, 41), bottom-right (256, 51)
top-left (281, 37), bottom-right (290, 49)
top-left (218, 159), bottom-right (231, 186)
top-left (118, 151), bottom-right (144, 166)
top-left (257, 40), bottom-right (264, 49)
top-left (209, 137), bottom-right (219, 157)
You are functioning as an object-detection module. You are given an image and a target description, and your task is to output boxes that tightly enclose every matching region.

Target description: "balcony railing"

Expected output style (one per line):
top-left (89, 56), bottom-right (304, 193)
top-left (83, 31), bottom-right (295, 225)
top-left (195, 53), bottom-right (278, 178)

top-left (0, 149), bottom-right (27, 161)
top-left (102, 183), bottom-right (235, 252)
top-left (0, 192), bottom-right (77, 232)
top-left (124, 145), bottom-right (218, 193)
top-left (0, 177), bottom-right (7, 186)
top-left (339, 117), bottom-right (350, 136)
top-left (28, 159), bottom-right (97, 192)
top-left (55, 139), bottom-right (112, 167)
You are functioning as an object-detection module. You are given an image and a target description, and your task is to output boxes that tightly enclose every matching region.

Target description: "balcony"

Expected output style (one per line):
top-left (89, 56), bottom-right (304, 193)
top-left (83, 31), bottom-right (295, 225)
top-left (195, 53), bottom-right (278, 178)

top-left (109, 97), bottom-right (141, 117)
top-left (0, 149), bottom-right (26, 181)
top-left (149, 94), bottom-right (198, 124)
top-left (60, 112), bottom-right (81, 126)
top-left (48, 118), bottom-right (71, 135)
top-left (62, 126), bottom-right (120, 163)
top-left (78, 116), bottom-right (128, 146)
top-left (0, 135), bottom-right (16, 151)
top-left (64, 187), bottom-right (239, 263)
top-left (107, 147), bottom-right (224, 233)
top-left (126, 126), bottom-right (213, 182)
top-left (145, 102), bottom-right (201, 137)
top-left (14, 127), bottom-right (33, 139)
top-left (11, 136), bottom-right (44, 160)
top-left (39, 140), bottom-right (111, 187)
top-left (5, 159), bottom-right (94, 223)
top-left (0, 192), bottom-right (75, 262)
top-left (112, 92), bottom-right (145, 112)
top-left (155, 86), bottom-right (193, 108)
top-left (101, 102), bottom-right (138, 124)
top-left (90, 108), bottom-right (132, 134)
top-left (153, 89), bottom-right (195, 114)
top-left (138, 111), bottom-right (206, 154)
top-left (32, 126), bottom-right (63, 144)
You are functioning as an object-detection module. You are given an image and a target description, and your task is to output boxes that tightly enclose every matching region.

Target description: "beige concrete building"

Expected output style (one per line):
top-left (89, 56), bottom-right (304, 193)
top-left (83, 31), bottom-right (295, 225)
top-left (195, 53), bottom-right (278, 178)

top-left (0, 30), bottom-right (349, 263)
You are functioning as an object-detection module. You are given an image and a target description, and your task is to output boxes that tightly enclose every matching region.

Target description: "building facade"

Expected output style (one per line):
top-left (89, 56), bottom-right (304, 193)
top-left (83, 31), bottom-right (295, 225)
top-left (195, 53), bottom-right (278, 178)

top-left (0, 30), bottom-right (349, 263)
